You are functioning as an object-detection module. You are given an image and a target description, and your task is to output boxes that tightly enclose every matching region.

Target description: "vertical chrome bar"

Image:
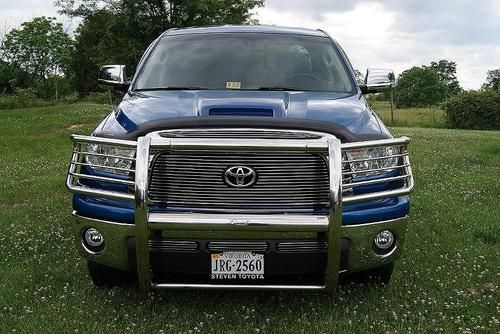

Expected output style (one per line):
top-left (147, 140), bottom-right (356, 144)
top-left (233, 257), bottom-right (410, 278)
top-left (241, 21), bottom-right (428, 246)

top-left (66, 142), bottom-right (81, 188)
top-left (325, 137), bottom-right (342, 293)
top-left (402, 145), bottom-right (415, 190)
top-left (135, 136), bottom-right (152, 290)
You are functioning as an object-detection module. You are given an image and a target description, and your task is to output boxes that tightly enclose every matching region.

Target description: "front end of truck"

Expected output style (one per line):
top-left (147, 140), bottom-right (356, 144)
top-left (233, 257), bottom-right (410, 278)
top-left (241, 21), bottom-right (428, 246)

top-left (66, 25), bottom-right (414, 292)
top-left (67, 127), bottom-right (413, 291)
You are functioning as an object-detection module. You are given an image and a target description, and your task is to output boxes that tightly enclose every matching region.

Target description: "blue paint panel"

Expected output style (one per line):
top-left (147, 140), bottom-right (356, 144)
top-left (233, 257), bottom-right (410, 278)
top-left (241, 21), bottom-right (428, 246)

top-left (342, 196), bottom-right (410, 225)
top-left (73, 194), bottom-right (134, 223)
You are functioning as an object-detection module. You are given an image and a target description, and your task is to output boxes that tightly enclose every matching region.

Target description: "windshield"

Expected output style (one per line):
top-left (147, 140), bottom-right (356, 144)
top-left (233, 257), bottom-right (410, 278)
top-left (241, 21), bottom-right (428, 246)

top-left (135, 33), bottom-right (355, 92)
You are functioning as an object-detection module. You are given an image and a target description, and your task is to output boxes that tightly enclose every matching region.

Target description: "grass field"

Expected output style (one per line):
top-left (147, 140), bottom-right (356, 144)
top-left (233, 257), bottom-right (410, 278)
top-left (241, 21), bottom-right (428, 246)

top-left (0, 104), bottom-right (499, 333)
top-left (370, 100), bottom-right (446, 128)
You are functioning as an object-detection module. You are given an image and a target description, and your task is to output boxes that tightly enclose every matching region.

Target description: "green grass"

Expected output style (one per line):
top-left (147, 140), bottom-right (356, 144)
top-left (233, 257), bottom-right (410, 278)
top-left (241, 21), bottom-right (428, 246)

top-left (370, 100), bottom-right (446, 128)
top-left (0, 104), bottom-right (499, 333)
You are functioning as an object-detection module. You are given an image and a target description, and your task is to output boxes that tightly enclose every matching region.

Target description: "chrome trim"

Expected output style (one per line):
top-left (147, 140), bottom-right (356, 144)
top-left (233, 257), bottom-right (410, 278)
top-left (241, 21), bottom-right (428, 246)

top-left (149, 128), bottom-right (330, 140)
top-left (148, 135), bottom-right (329, 152)
top-left (158, 129), bottom-right (323, 140)
top-left (342, 174), bottom-right (410, 189)
top-left (375, 244), bottom-right (399, 259)
top-left (325, 136), bottom-right (342, 292)
top-left (72, 211), bottom-right (133, 226)
top-left (74, 150), bottom-right (136, 161)
top-left (134, 136), bottom-right (152, 290)
top-left (81, 238), bottom-right (104, 255)
top-left (341, 136), bottom-right (410, 149)
top-left (151, 283), bottom-right (326, 290)
top-left (71, 134), bottom-right (136, 147)
top-left (343, 152), bottom-right (408, 164)
top-left (71, 161), bottom-right (135, 173)
top-left (148, 213), bottom-right (329, 232)
top-left (67, 184), bottom-right (134, 201)
top-left (342, 216), bottom-right (408, 228)
top-left (69, 172), bottom-right (135, 186)
top-left (341, 136), bottom-right (414, 204)
top-left (66, 135), bottom-right (137, 202)
top-left (342, 163), bottom-right (409, 176)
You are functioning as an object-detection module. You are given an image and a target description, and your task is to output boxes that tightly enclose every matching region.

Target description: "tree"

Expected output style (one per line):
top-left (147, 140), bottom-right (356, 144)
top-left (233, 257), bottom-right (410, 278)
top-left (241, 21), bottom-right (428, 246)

top-left (0, 17), bottom-right (73, 98)
top-left (0, 60), bottom-right (30, 94)
top-left (394, 66), bottom-right (447, 107)
top-left (482, 68), bottom-right (500, 91)
top-left (57, 0), bottom-right (264, 93)
top-left (353, 69), bottom-right (364, 84)
top-left (427, 59), bottom-right (461, 96)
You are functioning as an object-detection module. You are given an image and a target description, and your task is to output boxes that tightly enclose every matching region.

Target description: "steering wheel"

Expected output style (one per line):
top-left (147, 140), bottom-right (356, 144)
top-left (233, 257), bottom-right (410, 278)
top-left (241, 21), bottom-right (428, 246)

top-left (289, 73), bottom-right (323, 82)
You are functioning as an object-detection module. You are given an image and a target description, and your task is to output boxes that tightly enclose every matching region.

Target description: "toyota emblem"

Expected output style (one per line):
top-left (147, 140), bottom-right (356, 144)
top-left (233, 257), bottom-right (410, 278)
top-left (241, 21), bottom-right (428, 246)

top-left (224, 166), bottom-right (256, 187)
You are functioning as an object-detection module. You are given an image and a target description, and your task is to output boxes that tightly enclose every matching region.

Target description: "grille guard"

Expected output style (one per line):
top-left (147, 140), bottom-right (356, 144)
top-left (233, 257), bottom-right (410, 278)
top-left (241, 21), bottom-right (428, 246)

top-left (66, 129), bottom-right (414, 291)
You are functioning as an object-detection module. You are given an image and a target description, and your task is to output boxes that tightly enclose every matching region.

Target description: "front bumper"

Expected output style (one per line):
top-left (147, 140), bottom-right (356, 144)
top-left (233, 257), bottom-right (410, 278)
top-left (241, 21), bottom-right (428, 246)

top-left (73, 212), bottom-right (408, 289)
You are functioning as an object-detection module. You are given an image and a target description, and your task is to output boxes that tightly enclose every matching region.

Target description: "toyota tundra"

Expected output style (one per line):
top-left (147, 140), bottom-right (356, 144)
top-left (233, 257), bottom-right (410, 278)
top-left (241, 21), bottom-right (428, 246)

top-left (66, 25), bottom-right (414, 292)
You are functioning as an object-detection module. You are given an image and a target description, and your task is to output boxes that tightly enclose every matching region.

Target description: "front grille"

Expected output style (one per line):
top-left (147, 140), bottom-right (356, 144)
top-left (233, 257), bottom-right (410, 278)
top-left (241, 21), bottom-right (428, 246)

top-left (149, 240), bottom-right (198, 252)
top-left (148, 239), bottom-right (328, 253)
top-left (148, 151), bottom-right (330, 213)
top-left (158, 129), bottom-right (322, 140)
top-left (277, 241), bottom-right (328, 253)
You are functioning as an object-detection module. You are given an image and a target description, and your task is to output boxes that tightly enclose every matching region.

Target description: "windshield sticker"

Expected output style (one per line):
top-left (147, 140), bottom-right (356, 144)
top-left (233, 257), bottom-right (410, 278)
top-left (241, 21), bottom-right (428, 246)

top-left (226, 81), bottom-right (241, 89)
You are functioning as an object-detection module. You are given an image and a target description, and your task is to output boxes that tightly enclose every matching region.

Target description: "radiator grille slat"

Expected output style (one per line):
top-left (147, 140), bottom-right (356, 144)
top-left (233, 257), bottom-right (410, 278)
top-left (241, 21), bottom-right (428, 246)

top-left (148, 152), bottom-right (330, 213)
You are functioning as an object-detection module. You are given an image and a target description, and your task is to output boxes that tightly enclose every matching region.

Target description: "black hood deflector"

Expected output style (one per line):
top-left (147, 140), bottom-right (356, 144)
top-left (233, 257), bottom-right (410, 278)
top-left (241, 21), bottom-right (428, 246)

top-left (95, 116), bottom-right (388, 143)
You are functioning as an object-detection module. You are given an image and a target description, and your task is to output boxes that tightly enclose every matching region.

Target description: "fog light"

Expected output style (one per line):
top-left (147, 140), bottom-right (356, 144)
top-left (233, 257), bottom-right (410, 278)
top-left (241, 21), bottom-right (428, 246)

top-left (82, 228), bottom-right (105, 253)
top-left (374, 230), bottom-right (395, 250)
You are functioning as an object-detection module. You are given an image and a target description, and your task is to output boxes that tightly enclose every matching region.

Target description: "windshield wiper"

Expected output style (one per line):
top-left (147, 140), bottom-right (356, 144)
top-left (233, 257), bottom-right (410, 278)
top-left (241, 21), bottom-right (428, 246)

top-left (257, 86), bottom-right (308, 91)
top-left (135, 86), bottom-right (208, 91)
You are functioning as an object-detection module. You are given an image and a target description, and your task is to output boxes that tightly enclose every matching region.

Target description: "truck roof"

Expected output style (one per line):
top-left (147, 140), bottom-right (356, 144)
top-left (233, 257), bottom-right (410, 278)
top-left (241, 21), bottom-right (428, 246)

top-left (163, 24), bottom-right (328, 38)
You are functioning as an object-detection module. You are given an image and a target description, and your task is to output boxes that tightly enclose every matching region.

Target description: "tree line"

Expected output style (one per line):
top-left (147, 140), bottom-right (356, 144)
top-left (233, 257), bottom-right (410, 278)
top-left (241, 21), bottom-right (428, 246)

top-left (0, 0), bottom-right (264, 99)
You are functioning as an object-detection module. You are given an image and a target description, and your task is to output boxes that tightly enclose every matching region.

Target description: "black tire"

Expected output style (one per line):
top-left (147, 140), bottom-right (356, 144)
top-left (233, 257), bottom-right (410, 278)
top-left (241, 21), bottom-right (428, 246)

top-left (87, 261), bottom-right (135, 288)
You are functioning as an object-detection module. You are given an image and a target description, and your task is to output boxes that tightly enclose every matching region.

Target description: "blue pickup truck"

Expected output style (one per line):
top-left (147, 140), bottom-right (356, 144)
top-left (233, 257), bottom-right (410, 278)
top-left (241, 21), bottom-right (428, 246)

top-left (66, 25), bottom-right (414, 292)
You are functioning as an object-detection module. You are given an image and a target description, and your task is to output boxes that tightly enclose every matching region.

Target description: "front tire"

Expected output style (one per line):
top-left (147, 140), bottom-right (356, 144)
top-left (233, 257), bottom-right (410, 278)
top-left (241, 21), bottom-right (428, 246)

top-left (87, 261), bottom-right (135, 288)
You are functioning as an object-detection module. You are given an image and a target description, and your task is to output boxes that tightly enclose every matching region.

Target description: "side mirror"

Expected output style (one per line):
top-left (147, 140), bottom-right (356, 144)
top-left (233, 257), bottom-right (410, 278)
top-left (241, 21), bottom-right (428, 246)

top-left (98, 65), bottom-right (130, 91)
top-left (360, 68), bottom-right (395, 94)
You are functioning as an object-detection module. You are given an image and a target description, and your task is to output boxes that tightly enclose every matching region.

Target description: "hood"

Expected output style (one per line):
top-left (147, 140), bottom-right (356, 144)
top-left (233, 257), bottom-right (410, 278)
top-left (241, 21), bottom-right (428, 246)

top-left (96, 90), bottom-right (388, 137)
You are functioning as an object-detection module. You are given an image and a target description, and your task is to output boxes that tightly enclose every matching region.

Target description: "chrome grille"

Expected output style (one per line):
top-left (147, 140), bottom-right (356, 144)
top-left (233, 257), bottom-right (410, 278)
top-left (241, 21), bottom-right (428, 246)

top-left (277, 241), bottom-right (328, 253)
top-left (158, 129), bottom-right (322, 140)
top-left (148, 240), bottom-right (327, 253)
top-left (148, 152), bottom-right (330, 213)
top-left (149, 240), bottom-right (198, 252)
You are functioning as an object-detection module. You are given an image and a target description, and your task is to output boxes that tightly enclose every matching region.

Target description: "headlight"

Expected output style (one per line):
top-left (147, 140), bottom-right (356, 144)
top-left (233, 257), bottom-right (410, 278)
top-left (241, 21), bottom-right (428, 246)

top-left (344, 146), bottom-right (399, 178)
top-left (86, 144), bottom-right (135, 176)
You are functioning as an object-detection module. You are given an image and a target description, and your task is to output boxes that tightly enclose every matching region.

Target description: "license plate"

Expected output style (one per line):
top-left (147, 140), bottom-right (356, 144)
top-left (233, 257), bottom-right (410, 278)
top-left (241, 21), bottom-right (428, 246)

top-left (211, 252), bottom-right (264, 280)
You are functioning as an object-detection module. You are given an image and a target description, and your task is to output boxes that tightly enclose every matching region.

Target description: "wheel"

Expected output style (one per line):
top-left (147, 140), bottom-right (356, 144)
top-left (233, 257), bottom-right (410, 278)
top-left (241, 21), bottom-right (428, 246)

top-left (87, 261), bottom-right (135, 288)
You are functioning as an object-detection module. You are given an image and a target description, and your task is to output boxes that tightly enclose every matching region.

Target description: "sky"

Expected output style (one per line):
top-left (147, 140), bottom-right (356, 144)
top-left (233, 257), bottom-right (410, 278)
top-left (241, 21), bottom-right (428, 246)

top-left (1, 0), bottom-right (499, 89)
